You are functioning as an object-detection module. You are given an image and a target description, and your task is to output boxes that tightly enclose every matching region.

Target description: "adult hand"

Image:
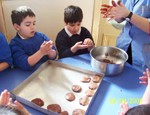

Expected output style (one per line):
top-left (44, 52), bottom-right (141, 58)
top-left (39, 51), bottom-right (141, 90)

top-left (100, 4), bottom-right (112, 18)
top-left (107, 2), bottom-right (129, 20)
top-left (100, 0), bottom-right (120, 18)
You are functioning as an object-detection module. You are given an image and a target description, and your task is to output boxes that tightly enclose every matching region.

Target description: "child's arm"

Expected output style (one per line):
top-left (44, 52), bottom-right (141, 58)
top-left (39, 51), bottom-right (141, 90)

top-left (0, 62), bottom-right (9, 72)
top-left (28, 41), bottom-right (52, 66)
top-left (141, 68), bottom-right (150, 104)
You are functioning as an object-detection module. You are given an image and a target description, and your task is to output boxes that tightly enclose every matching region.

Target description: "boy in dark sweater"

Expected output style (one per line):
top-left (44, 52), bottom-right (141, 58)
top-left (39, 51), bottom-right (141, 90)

top-left (55, 5), bottom-right (94, 59)
top-left (10, 6), bottom-right (57, 70)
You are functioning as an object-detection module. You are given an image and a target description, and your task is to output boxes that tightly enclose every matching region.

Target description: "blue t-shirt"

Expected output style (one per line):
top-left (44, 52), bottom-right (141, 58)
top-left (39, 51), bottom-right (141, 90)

top-left (10, 32), bottom-right (56, 70)
top-left (116, 0), bottom-right (150, 71)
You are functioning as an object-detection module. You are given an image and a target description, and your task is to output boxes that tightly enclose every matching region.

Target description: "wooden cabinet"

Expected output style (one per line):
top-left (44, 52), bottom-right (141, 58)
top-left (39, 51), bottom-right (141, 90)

top-left (102, 34), bottom-right (117, 46)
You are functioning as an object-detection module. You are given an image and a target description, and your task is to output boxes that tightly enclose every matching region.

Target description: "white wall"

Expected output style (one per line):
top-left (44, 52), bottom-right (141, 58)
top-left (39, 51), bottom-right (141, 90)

top-left (2, 0), bottom-right (94, 42)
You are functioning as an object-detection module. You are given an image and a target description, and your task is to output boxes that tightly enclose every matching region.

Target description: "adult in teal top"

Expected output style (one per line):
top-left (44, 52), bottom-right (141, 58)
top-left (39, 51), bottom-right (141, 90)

top-left (0, 32), bottom-right (12, 72)
top-left (10, 6), bottom-right (57, 70)
top-left (101, 0), bottom-right (150, 72)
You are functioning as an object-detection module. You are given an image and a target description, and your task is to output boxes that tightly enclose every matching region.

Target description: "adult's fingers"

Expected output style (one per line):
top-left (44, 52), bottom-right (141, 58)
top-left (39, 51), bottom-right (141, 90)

top-left (100, 8), bottom-right (108, 12)
top-left (101, 4), bottom-right (111, 8)
top-left (111, 0), bottom-right (117, 7)
top-left (117, 0), bottom-right (121, 5)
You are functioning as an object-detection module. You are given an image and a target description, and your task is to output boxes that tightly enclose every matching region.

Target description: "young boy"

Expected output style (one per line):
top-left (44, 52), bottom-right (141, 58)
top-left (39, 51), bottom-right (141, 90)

top-left (0, 32), bottom-right (12, 72)
top-left (10, 6), bottom-right (57, 70)
top-left (55, 5), bottom-right (94, 59)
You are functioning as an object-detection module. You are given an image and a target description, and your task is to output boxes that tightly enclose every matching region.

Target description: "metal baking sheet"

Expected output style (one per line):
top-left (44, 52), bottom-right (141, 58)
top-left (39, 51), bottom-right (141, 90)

top-left (11, 60), bottom-right (103, 115)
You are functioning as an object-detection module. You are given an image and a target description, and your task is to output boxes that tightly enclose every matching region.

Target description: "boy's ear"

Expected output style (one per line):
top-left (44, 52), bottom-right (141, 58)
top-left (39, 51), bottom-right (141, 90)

top-left (13, 23), bottom-right (20, 31)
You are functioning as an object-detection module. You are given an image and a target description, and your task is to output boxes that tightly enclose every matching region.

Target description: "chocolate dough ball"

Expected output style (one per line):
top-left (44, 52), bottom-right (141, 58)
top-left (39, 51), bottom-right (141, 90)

top-left (92, 75), bottom-right (101, 83)
top-left (31, 98), bottom-right (44, 107)
top-left (72, 85), bottom-right (82, 93)
top-left (79, 96), bottom-right (89, 106)
top-left (72, 109), bottom-right (85, 115)
top-left (47, 104), bottom-right (61, 113)
top-left (81, 76), bottom-right (91, 83)
top-left (65, 92), bottom-right (75, 101)
top-left (60, 111), bottom-right (69, 115)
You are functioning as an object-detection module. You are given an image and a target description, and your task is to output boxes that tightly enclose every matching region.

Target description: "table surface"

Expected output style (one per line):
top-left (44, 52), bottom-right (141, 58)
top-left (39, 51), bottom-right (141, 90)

top-left (0, 53), bottom-right (146, 115)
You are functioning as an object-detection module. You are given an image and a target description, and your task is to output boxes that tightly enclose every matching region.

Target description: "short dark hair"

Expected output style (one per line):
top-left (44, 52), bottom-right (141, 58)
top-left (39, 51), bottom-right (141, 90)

top-left (125, 104), bottom-right (150, 115)
top-left (11, 6), bottom-right (35, 25)
top-left (64, 5), bottom-right (83, 23)
top-left (0, 105), bottom-right (22, 115)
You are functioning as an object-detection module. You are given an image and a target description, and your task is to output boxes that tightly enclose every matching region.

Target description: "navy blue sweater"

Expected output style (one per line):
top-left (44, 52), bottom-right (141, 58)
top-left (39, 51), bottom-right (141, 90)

top-left (55, 27), bottom-right (94, 59)
top-left (10, 32), bottom-right (56, 70)
top-left (0, 32), bottom-right (12, 67)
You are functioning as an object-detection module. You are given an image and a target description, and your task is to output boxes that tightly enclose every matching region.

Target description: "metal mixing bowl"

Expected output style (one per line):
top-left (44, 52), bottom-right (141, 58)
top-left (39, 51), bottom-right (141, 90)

top-left (90, 46), bottom-right (128, 76)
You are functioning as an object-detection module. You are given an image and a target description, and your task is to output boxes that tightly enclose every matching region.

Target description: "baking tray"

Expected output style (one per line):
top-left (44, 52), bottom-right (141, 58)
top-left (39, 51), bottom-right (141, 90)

top-left (11, 60), bottom-right (103, 115)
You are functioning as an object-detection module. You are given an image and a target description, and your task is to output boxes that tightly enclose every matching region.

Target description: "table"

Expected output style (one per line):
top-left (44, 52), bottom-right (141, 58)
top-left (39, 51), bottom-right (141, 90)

top-left (58, 54), bottom-right (146, 115)
top-left (0, 54), bottom-right (146, 115)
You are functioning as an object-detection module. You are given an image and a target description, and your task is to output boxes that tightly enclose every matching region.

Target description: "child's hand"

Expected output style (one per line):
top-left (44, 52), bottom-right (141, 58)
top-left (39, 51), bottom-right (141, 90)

top-left (118, 102), bottom-right (129, 115)
top-left (139, 68), bottom-right (150, 85)
top-left (83, 38), bottom-right (93, 46)
top-left (83, 38), bottom-right (94, 51)
top-left (0, 90), bottom-right (10, 106)
top-left (40, 41), bottom-right (53, 56)
top-left (8, 98), bottom-right (30, 115)
top-left (71, 41), bottom-right (89, 53)
top-left (47, 41), bottom-right (57, 59)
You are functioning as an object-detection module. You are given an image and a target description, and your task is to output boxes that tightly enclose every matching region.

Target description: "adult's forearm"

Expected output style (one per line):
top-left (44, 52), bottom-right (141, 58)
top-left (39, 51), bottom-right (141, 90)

top-left (130, 14), bottom-right (149, 34)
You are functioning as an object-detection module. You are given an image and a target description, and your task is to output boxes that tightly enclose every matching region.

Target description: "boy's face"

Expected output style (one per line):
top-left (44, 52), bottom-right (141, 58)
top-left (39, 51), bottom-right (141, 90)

top-left (14, 16), bottom-right (36, 39)
top-left (66, 22), bottom-right (81, 35)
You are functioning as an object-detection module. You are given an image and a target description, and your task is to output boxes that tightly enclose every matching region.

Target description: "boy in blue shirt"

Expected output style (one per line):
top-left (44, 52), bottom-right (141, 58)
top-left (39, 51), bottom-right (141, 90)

top-left (0, 32), bottom-right (12, 72)
top-left (55, 5), bottom-right (94, 59)
top-left (10, 6), bottom-right (57, 70)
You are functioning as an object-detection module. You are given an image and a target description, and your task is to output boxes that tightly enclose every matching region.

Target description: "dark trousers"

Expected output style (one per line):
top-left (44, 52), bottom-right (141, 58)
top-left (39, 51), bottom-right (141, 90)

top-left (127, 43), bottom-right (132, 64)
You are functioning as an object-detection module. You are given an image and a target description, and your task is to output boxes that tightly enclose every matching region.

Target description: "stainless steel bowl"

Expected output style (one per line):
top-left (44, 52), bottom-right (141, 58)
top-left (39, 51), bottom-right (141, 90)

top-left (90, 46), bottom-right (128, 76)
